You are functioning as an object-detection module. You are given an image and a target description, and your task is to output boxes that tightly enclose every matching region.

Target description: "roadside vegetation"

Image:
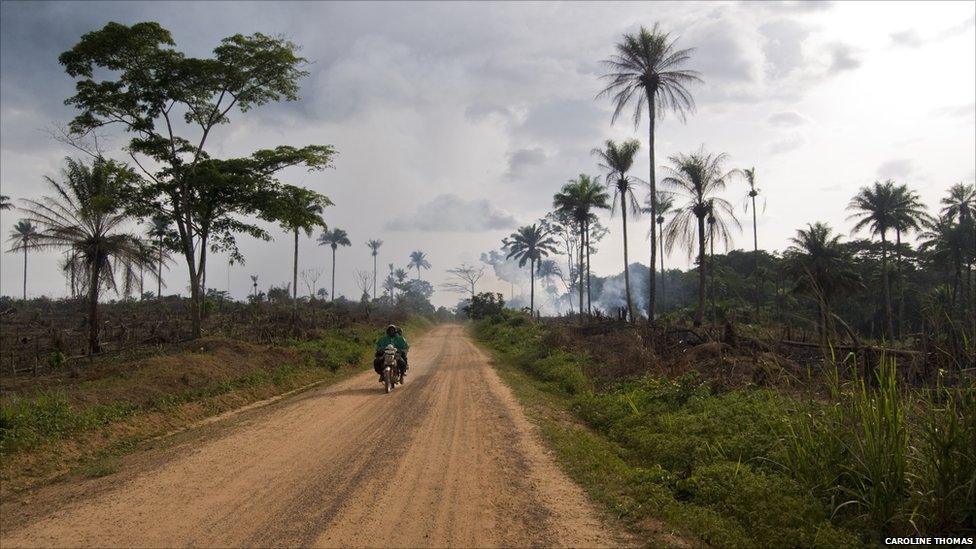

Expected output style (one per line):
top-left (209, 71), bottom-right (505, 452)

top-left (0, 308), bottom-right (433, 496)
top-left (473, 307), bottom-right (975, 546)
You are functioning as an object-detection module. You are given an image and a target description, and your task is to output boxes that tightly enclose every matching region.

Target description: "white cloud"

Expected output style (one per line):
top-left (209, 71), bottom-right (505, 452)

top-left (767, 111), bottom-right (809, 127)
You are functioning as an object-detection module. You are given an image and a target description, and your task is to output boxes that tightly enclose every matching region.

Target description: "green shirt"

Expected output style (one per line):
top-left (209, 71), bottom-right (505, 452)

top-left (375, 334), bottom-right (409, 354)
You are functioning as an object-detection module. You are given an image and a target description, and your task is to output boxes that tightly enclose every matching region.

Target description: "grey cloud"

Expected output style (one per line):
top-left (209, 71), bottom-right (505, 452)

top-left (465, 102), bottom-right (511, 122)
top-left (743, 0), bottom-right (833, 14)
top-left (877, 159), bottom-right (914, 179)
top-left (505, 147), bottom-right (546, 179)
top-left (767, 111), bottom-right (808, 127)
top-left (890, 29), bottom-right (923, 48)
top-left (827, 43), bottom-right (861, 74)
top-left (386, 194), bottom-right (516, 232)
top-left (519, 98), bottom-right (605, 143)
top-left (767, 133), bottom-right (805, 155)
top-left (759, 18), bottom-right (811, 79)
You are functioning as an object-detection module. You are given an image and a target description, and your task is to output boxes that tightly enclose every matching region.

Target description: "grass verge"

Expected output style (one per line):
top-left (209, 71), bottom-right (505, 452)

top-left (474, 313), bottom-right (974, 547)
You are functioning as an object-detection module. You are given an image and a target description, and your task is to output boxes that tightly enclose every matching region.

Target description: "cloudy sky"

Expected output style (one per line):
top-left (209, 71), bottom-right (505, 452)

top-left (1, 1), bottom-right (974, 306)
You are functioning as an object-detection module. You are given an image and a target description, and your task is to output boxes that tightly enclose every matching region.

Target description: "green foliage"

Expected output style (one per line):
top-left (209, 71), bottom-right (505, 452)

top-left (476, 316), bottom-right (975, 545)
top-left (0, 391), bottom-right (134, 454)
top-left (463, 292), bottom-right (506, 320)
top-left (782, 364), bottom-right (976, 536)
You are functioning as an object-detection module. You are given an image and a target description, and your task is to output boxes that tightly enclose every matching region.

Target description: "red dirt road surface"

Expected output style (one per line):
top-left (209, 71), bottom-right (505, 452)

top-left (1, 324), bottom-right (626, 548)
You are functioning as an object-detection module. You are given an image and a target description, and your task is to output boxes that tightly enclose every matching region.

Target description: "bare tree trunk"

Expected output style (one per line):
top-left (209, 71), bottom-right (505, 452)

top-left (620, 190), bottom-right (634, 322)
top-left (895, 228), bottom-right (904, 338)
top-left (710, 227), bottom-right (716, 324)
top-left (157, 235), bottom-right (163, 299)
top-left (579, 220), bottom-right (585, 319)
top-left (659, 221), bottom-right (665, 312)
top-left (647, 93), bottom-right (657, 322)
top-left (586, 220), bottom-right (592, 315)
top-left (752, 194), bottom-right (759, 320)
top-left (696, 215), bottom-right (706, 326)
top-left (331, 247), bottom-right (336, 301)
top-left (530, 257), bottom-right (535, 316)
top-left (881, 233), bottom-right (895, 340)
top-left (22, 247), bottom-right (27, 300)
top-left (372, 254), bottom-right (377, 300)
top-left (293, 229), bottom-right (299, 318)
top-left (88, 257), bottom-right (101, 353)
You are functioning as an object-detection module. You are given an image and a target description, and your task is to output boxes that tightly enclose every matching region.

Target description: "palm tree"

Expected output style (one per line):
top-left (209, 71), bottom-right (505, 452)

top-left (505, 224), bottom-right (558, 316)
top-left (848, 180), bottom-right (898, 339)
top-left (536, 259), bottom-right (563, 290)
top-left (919, 215), bottom-right (967, 308)
top-left (250, 274), bottom-right (259, 301)
top-left (553, 173), bottom-right (610, 316)
top-left (940, 183), bottom-right (975, 321)
top-left (889, 183), bottom-right (930, 334)
top-left (593, 138), bottom-right (642, 321)
top-left (0, 195), bottom-right (12, 211)
top-left (318, 228), bottom-right (351, 302)
top-left (408, 250), bottom-right (431, 280)
top-left (367, 239), bottom-right (383, 299)
top-left (393, 267), bottom-right (409, 296)
top-left (661, 148), bottom-right (739, 326)
top-left (7, 220), bottom-right (41, 300)
top-left (147, 215), bottom-right (170, 299)
top-left (273, 185), bottom-right (331, 316)
top-left (599, 23), bottom-right (701, 321)
top-left (743, 167), bottom-right (763, 319)
top-left (644, 191), bottom-right (673, 310)
top-left (784, 222), bottom-right (862, 342)
top-left (19, 157), bottom-right (152, 352)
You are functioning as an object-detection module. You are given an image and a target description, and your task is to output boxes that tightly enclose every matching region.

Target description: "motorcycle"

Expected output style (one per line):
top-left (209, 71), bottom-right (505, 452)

top-left (381, 344), bottom-right (403, 393)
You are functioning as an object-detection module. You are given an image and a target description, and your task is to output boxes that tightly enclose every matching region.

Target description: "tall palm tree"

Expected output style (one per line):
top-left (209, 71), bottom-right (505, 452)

top-left (250, 274), bottom-right (259, 301)
top-left (505, 224), bottom-right (558, 316)
top-left (536, 259), bottom-right (563, 290)
top-left (318, 228), bottom-right (351, 302)
top-left (408, 250), bottom-right (431, 280)
top-left (593, 138), bottom-right (642, 321)
top-left (940, 182), bottom-right (975, 322)
top-left (889, 183), bottom-right (930, 334)
top-left (784, 222), bottom-right (862, 342)
top-left (367, 239), bottom-right (383, 299)
top-left (919, 214), bottom-right (967, 306)
top-left (7, 220), bottom-right (41, 300)
top-left (848, 180), bottom-right (898, 339)
top-left (553, 173), bottom-right (610, 316)
top-left (661, 148), bottom-right (739, 326)
top-left (743, 167), bottom-right (763, 319)
top-left (599, 23), bottom-right (701, 321)
top-left (19, 157), bottom-right (152, 352)
top-left (272, 185), bottom-right (331, 316)
top-left (644, 191), bottom-right (673, 310)
top-left (147, 215), bottom-right (170, 299)
top-left (394, 267), bottom-right (409, 295)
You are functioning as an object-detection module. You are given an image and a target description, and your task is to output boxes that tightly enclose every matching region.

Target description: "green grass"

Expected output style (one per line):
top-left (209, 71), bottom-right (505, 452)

top-left (474, 312), bottom-right (974, 546)
top-left (0, 317), bottom-right (435, 480)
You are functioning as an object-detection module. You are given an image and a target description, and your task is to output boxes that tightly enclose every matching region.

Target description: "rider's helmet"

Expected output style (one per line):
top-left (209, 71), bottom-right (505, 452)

top-left (386, 324), bottom-right (397, 337)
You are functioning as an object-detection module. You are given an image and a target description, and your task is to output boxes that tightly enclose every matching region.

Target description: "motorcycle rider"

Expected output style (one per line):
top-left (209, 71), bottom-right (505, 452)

top-left (373, 324), bottom-right (409, 382)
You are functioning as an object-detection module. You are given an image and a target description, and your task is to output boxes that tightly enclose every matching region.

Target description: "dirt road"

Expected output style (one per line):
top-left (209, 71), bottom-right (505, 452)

top-left (1, 324), bottom-right (624, 548)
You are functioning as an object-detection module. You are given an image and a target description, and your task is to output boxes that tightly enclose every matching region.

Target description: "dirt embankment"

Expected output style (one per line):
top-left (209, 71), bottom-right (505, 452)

top-left (1, 325), bottom-right (626, 548)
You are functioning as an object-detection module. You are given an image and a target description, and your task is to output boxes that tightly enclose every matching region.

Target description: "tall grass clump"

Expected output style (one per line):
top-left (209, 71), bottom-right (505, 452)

top-left (783, 357), bottom-right (976, 538)
top-left (911, 386), bottom-right (976, 532)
